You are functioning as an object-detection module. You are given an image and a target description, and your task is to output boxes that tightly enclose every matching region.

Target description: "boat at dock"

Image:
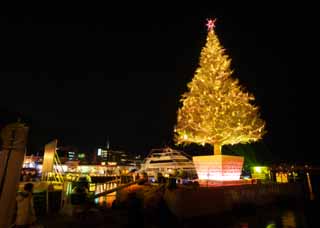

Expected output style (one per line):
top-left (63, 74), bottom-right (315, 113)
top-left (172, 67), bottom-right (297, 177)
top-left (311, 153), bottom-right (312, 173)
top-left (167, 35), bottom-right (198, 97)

top-left (139, 147), bottom-right (197, 179)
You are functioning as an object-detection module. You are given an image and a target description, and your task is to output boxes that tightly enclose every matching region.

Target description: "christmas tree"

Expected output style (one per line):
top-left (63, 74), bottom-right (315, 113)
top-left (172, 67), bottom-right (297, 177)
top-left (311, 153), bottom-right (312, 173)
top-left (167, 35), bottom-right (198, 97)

top-left (174, 19), bottom-right (266, 155)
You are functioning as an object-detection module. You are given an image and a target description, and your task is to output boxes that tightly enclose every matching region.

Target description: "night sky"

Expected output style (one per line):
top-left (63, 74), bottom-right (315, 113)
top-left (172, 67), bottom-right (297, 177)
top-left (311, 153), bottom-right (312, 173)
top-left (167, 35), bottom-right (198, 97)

top-left (0, 6), bottom-right (302, 164)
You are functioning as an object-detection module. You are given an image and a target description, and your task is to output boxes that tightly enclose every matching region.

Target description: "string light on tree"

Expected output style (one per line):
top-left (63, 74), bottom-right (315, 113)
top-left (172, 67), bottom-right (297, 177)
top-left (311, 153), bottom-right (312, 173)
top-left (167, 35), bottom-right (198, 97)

top-left (174, 18), bottom-right (266, 155)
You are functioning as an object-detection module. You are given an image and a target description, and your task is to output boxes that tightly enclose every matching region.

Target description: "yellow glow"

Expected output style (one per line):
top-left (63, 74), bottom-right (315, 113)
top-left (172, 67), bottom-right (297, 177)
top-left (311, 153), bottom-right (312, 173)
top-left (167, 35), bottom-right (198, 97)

top-left (174, 26), bottom-right (266, 154)
top-left (276, 172), bottom-right (288, 183)
top-left (254, 166), bottom-right (262, 173)
top-left (89, 183), bottom-right (96, 192)
top-left (252, 166), bottom-right (269, 180)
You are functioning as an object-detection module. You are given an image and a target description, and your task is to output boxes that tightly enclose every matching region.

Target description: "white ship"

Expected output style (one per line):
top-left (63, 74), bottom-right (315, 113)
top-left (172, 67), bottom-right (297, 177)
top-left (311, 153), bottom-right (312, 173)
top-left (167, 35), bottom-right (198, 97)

top-left (140, 147), bottom-right (197, 179)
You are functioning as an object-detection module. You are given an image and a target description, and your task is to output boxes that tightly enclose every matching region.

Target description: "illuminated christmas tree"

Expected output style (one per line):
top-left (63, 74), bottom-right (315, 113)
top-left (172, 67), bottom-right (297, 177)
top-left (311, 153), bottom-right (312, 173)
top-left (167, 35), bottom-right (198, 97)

top-left (175, 19), bottom-right (266, 156)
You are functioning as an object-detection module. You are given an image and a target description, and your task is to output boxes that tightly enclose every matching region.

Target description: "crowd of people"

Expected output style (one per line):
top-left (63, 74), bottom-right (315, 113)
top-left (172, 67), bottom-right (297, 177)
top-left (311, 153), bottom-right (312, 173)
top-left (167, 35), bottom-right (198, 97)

top-left (20, 169), bottom-right (39, 182)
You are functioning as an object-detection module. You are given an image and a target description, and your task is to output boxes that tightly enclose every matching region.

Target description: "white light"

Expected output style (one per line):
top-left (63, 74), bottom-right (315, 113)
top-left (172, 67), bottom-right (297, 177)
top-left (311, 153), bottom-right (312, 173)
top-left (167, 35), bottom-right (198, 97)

top-left (97, 148), bottom-right (102, 156)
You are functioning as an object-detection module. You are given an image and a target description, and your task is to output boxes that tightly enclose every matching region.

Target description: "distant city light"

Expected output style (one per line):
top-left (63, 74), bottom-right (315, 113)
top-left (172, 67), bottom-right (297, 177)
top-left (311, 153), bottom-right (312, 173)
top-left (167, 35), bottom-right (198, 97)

top-left (78, 153), bottom-right (85, 159)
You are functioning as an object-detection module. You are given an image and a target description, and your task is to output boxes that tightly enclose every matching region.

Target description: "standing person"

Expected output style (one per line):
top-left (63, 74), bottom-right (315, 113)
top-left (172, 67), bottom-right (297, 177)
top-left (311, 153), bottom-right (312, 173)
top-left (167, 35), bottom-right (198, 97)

top-left (127, 192), bottom-right (143, 226)
top-left (15, 183), bottom-right (37, 227)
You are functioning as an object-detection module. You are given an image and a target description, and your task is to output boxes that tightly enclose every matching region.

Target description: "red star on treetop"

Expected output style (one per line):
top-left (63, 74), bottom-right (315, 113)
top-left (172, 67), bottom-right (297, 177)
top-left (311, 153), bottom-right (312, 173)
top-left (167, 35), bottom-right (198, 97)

top-left (206, 18), bottom-right (217, 31)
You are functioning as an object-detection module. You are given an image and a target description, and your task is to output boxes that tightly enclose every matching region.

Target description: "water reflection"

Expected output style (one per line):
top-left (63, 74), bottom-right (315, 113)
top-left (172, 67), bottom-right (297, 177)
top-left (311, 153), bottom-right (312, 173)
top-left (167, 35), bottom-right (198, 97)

top-left (93, 182), bottom-right (317, 227)
top-left (95, 192), bottom-right (116, 208)
top-left (281, 211), bottom-right (296, 227)
top-left (183, 206), bottom-right (309, 228)
top-left (265, 210), bottom-right (298, 228)
top-left (95, 195), bottom-right (310, 227)
top-left (306, 172), bottom-right (315, 200)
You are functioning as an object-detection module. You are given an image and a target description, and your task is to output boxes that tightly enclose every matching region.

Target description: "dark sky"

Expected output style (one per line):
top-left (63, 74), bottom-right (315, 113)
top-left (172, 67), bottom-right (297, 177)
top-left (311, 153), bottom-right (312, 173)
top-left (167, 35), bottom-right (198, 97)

top-left (0, 6), bottom-right (302, 164)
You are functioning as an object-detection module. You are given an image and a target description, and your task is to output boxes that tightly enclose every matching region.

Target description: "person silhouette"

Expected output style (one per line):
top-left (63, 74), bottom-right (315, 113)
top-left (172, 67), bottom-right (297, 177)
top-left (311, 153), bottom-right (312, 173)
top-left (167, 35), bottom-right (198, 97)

top-left (15, 183), bottom-right (36, 227)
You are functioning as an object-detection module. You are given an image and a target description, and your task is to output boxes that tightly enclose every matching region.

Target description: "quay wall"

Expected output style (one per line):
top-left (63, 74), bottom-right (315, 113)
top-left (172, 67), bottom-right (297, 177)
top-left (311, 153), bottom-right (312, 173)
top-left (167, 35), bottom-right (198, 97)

top-left (164, 183), bottom-right (304, 219)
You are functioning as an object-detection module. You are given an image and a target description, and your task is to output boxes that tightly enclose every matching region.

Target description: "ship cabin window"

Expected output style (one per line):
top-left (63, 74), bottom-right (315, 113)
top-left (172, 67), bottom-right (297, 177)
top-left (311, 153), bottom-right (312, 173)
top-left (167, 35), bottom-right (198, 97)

top-left (151, 154), bottom-right (162, 158)
top-left (174, 159), bottom-right (190, 162)
top-left (150, 160), bottom-right (174, 164)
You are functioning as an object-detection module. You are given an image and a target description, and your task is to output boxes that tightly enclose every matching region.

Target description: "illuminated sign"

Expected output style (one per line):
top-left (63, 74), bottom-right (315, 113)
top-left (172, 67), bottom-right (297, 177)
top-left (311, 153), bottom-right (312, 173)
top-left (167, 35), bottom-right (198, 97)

top-left (97, 148), bottom-right (102, 156)
top-left (251, 166), bottom-right (270, 180)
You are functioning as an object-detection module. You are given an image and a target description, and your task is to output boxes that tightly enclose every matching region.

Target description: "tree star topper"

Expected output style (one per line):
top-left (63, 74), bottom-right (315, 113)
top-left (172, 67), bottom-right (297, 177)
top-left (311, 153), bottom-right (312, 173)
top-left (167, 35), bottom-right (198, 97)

top-left (206, 18), bottom-right (216, 31)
